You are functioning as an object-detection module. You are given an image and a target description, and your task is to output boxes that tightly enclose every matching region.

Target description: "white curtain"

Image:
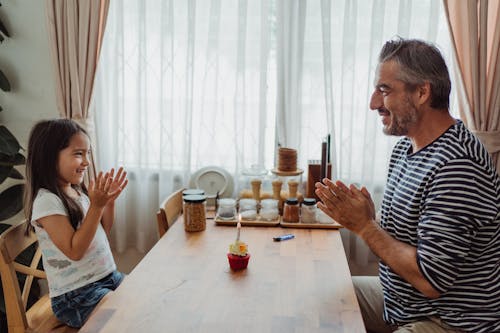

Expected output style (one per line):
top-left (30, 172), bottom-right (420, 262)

top-left (94, 0), bottom-right (456, 264)
top-left (94, 0), bottom-right (276, 253)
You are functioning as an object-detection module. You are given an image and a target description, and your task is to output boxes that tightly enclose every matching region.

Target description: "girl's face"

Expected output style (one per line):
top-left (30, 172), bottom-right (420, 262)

top-left (57, 132), bottom-right (91, 189)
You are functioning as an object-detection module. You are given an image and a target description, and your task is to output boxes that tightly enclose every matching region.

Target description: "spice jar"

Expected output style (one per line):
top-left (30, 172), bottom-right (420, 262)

top-left (259, 199), bottom-right (279, 221)
top-left (216, 198), bottom-right (237, 220)
top-left (282, 197), bottom-right (300, 223)
top-left (239, 198), bottom-right (257, 220)
top-left (183, 194), bottom-right (207, 232)
top-left (301, 197), bottom-right (317, 223)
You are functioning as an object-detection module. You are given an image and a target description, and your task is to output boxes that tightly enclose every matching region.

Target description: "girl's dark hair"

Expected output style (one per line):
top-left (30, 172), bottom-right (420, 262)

top-left (25, 119), bottom-right (89, 232)
top-left (379, 37), bottom-right (451, 109)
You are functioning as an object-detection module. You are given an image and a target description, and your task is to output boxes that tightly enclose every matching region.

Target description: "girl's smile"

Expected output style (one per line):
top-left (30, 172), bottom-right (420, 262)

top-left (57, 132), bottom-right (91, 188)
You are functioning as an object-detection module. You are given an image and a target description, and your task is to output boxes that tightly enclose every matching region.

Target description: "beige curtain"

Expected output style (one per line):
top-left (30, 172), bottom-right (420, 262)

top-left (443, 0), bottom-right (500, 172)
top-left (45, 0), bottom-right (110, 181)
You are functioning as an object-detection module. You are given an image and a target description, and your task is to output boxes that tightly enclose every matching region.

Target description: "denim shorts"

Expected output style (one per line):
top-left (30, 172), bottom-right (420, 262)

top-left (51, 270), bottom-right (124, 328)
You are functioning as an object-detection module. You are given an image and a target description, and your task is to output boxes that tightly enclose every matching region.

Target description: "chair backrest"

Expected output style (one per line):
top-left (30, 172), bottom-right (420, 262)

top-left (156, 188), bottom-right (184, 238)
top-left (0, 222), bottom-right (81, 333)
top-left (0, 221), bottom-right (46, 332)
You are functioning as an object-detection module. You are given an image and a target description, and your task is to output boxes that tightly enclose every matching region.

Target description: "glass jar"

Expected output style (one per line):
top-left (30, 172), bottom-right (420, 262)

top-left (238, 165), bottom-right (268, 198)
top-left (316, 209), bottom-right (335, 224)
top-left (301, 197), bottom-right (317, 223)
top-left (259, 199), bottom-right (279, 221)
top-left (216, 198), bottom-right (237, 220)
top-left (239, 198), bottom-right (257, 220)
top-left (282, 197), bottom-right (300, 223)
top-left (183, 194), bottom-right (207, 232)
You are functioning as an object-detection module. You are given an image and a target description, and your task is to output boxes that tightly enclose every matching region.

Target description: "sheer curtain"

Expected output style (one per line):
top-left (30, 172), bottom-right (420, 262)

top-left (94, 0), bottom-right (456, 261)
top-left (94, 0), bottom-right (277, 253)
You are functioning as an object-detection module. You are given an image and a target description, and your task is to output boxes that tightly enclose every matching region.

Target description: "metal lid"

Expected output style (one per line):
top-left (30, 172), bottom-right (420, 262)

top-left (302, 198), bottom-right (316, 205)
top-left (183, 194), bottom-right (207, 203)
top-left (218, 198), bottom-right (236, 206)
top-left (285, 197), bottom-right (299, 205)
top-left (183, 189), bottom-right (205, 196)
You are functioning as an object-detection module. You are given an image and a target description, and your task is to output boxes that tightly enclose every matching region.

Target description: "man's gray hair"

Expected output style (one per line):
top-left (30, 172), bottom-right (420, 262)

top-left (379, 37), bottom-right (451, 109)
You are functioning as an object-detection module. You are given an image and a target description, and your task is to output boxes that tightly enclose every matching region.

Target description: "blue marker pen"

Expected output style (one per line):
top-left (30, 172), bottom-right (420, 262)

top-left (273, 234), bottom-right (295, 242)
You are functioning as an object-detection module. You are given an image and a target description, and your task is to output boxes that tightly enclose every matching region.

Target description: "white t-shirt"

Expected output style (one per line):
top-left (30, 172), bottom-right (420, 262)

top-left (31, 188), bottom-right (116, 297)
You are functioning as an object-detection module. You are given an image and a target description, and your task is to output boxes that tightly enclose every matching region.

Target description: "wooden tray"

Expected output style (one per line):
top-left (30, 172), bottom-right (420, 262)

top-left (280, 221), bottom-right (343, 229)
top-left (215, 216), bottom-right (281, 227)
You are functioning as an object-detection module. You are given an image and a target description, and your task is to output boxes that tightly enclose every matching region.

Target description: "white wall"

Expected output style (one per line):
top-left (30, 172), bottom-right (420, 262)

top-left (0, 1), bottom-right (58, 224)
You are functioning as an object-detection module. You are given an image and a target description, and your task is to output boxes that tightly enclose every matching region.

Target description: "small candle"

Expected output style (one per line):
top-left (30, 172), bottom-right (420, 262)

top-left (236, 221), bottom-right (241, 241)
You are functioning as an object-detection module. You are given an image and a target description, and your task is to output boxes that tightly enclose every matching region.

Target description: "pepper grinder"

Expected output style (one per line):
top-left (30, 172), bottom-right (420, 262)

top-left (272, 179), bottom-right (283, 214)
top-left (288, 180), bottom-right (299, 199)
top-left (251, 179), bottom-right (262, 202)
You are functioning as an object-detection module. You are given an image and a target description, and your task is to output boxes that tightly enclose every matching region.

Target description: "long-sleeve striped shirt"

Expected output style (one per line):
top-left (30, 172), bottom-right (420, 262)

top-left (380, 120), bottom-right (500, 333)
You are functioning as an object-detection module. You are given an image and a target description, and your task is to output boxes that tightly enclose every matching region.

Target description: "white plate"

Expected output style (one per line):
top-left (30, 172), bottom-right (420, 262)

top-left (189, 166), bottom-right (234, 198)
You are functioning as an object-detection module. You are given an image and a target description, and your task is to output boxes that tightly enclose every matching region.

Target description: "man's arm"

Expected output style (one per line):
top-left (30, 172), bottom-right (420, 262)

top-left (315, 179), bottom-right (440, 299)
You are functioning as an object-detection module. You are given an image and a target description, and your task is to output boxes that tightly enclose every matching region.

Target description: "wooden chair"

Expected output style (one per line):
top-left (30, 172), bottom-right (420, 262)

top-left (0, 222), bottom-right (77, 333)
top-left (156, 188), bottom-right (184, 238)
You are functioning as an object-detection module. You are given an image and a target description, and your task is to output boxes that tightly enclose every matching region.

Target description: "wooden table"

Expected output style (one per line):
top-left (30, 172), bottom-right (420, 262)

top-left (80, 218), bottom-right (365, 333)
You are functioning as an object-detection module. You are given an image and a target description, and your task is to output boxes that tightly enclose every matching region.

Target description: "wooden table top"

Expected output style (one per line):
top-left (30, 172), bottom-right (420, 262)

top-left (80, 218), bottom-right (365, 333)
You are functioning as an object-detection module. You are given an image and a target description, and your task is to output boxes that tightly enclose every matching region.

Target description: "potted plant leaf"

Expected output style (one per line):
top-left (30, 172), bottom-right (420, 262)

top-left (0, 4), bottom-right (35, 331)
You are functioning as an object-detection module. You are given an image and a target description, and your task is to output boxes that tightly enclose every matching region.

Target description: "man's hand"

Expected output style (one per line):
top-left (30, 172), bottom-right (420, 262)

top-left (315, 179), bottom-right (376, 237)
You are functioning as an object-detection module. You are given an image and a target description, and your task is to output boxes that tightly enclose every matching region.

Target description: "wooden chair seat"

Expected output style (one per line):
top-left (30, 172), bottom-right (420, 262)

top-left (25, 294), bottom-right (77, 333)
top-left (0, 221), bottom-right (78, 333)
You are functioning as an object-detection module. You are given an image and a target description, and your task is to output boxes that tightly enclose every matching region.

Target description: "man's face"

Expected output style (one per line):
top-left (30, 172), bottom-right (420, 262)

top-left (369, 61), bottom-right (419, 136)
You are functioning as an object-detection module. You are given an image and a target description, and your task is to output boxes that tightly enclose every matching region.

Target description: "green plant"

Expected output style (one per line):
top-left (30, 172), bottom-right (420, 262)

top-left (0, 2), bottom-right (25, 221)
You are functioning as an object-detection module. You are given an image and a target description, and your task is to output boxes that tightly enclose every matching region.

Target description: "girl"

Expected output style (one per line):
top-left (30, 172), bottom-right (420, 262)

top-left (24, 119), bottom-right (128, 328)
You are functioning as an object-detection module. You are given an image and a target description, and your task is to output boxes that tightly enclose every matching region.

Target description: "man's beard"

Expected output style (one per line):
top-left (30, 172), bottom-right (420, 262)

top-left (383, 97), bottom-right (418, 136)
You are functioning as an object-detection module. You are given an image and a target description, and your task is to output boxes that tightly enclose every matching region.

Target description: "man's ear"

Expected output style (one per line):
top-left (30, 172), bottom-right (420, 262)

top-left (417, 82), bottom-right (432, 106)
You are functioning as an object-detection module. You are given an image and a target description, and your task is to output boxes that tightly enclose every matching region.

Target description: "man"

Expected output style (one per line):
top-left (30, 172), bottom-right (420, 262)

top-left (315, 38), bottom-right (499, 333)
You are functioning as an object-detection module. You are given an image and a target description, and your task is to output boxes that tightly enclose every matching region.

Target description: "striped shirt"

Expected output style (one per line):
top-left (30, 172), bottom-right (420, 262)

top-left (380, 120), bottom-right (500, 332)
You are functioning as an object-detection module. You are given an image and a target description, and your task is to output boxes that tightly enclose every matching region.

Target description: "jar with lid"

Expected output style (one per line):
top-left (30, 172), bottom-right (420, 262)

top-left (259, 199), bottom-right (279, 221)
top-left (216, 198), bottom-right (237, 220)
top-left (238, 165), bottom-right (268, 199)
top-left (183, 188), bottom-right (205, 196)
top-left (301, 198), bottom-right (317, 223)
top-left (239, 198), bottom-right (257, 220)
top-left (282, 197), bottom-right (300, 223)
top-left (183, 194), bottom-right (207, 232)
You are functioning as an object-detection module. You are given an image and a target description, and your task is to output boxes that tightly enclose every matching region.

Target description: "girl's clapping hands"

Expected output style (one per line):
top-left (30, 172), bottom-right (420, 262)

top-left (88, 167), bottom-right (128, 208)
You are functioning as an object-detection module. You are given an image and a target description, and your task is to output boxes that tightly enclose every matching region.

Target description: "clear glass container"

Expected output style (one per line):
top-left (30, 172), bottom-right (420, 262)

top-left (301, 197), bottom-right (317, 223)
top-left (238, 165), bottom-right (274, 199)
top-left (239, 198), bottom-right (257, 220)
top-left (259, 199), bottom-right (279, 221)
top-left (282, 197), bottom-right (300, 223)
top-left (316, 209), bottom-right (335, 224)
top-left (216, 198), bottom-right (237, 220)
top-left (183, 194), bottom-right (207, 232)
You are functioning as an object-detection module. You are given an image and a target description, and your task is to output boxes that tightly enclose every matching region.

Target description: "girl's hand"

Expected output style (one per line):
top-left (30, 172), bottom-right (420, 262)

top-left (88, 168), bottom-right (128, 208)
top-left (106, 167), bottom-right (128, 203)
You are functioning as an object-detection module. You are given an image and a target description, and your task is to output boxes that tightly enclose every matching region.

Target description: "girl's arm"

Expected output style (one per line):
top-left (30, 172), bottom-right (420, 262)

top-left (38, 171), bottom-right (126, 261)
top-left (38, 205), bottom-right (106, 261)
top-left (101, 202), bottom-right (115, 235)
